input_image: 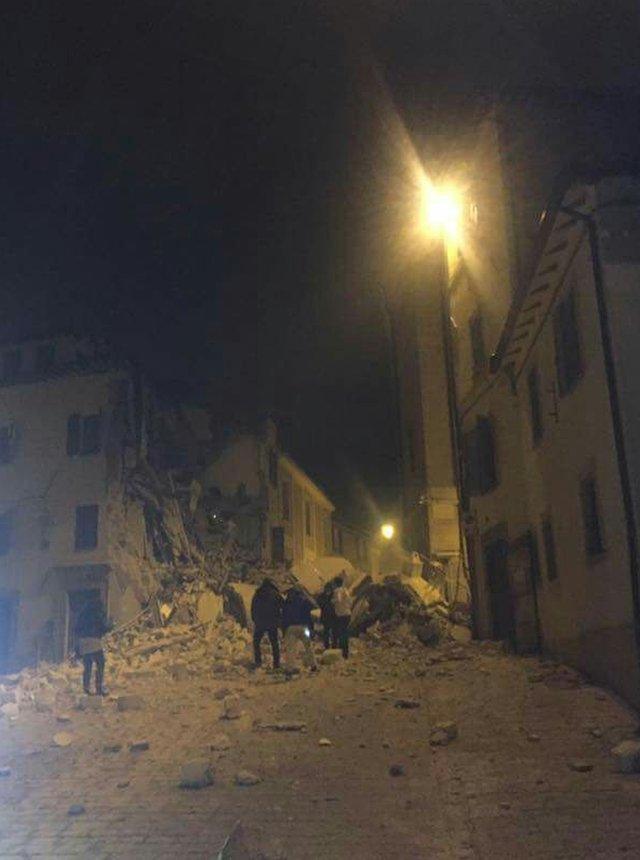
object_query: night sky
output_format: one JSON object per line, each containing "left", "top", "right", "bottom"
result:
{"left": 2, "top": 1, "right": 640, "bottom": 527}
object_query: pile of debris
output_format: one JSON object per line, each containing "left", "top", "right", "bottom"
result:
{"left": 351, "top": 575, "right": 470, "bottom": 648}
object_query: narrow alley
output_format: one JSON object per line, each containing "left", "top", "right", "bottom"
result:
{"left": 1, "top": 625, "right": 640, "bottom": 859}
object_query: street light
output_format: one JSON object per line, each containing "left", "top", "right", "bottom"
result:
{"left": 421, "top": 181, "right": 462, "bottom": 242}
{"left": 381, "top": 523, "right": 395, "bottom": 541}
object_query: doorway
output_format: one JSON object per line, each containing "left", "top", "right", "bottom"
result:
{"left": 66, "top": 588, "right": 102, "bottom": 655}
{"left": 482, "top": 528, "right": 514, "bottom": 643}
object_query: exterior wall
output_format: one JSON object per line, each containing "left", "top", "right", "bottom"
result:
{"left": 331, "top": 522, "right": 381, "bottom": 577}
{"left": 457, "top": 177, "right": 640, "bottom": 707}
{"left": 203, "top": 428, "right": 334, "bottom": 569}
{"left": 0, "top": 342, "right": 149, "bottom": 669}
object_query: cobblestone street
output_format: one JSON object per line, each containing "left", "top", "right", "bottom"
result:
{"left": 2, "top": 635, "right": 640, "bottom": 859}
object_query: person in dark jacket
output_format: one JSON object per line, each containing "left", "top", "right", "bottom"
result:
{"left": 318, "top": 580, "right": 338, "bottom": 650}
{"left": 250, "top": 578, "right": 283, "bottom": 669}
{"left": 282, "top": 587, "right": 318, "bottom": 672}
{"left": 74, "top": 593, "right": 110, "bottom": 695}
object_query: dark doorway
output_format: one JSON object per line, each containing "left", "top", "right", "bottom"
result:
{"left": 67, "top": 588, "right": 101, "bottom": 654}
{"left": 271, "top": 527, "right": 285, "bottom": 565}
{"left": 482, "top": 530, "right": 514, "bottom": 643}
{"left": 0, "top": 597, "right": 16, "bottom": 669}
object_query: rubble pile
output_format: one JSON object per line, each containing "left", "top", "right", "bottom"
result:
{"left": 350, "top": 575, "right": 467, "bottom": 648}
{"left": 0, "top": 613, "right": 254, "bottom": 720}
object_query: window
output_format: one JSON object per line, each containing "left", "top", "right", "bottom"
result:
{"left": 580, "top": 476, "right": 605, "bottom": 557}
{"left": 542, "top": 516, "right": 558, "bottom": 581}
{"left": 469, "top": 310, "right": 486, "bottom": 376}
{"left": 554, "top": 287, "right": 583, "bottom": 395}
{"left": 527, "top": 366, "right": 544, "bottom": 445}
{"left": 67, "top": 414, "right": 102, "bottom": 456}
{"left": 0, "top": 511, "right": 12, "bottom": 555}
{"left": 268, "top": 449, "right": 278, "bottom": 486}
{"left": 305, "top": 501, "right": 312, "bottom": 537}
{"left": 35, "top": 343, "right": 55, "bottom": 374}
{"left": 406, "top": 422, "right": 416, "bottom": 473}
{"left": 2, "top": 349, "right": 21, "bottom": 381}
{"left": 464, "top": 415, "right": 497, "bottom": 496}
{"left": 75, "top": 505, "right": 99, "bottom": 551}
{"left": 281, "top": 481, "right": 291, "bottom": 521}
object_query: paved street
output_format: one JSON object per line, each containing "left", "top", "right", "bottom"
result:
{"left": 1, "top": 632, "right": 640, "bottom": 859}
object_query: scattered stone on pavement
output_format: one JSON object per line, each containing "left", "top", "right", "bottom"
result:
{"left": 319, "top": 649, "right": 343, "bottom": 666}
{"left": 257, "top": 721, "right": 307, "bottom": 732}
{"left": 394, "top": 698, "right": 420, "bottom": 709}
{"left": 569, "top": 760, "right": 594, "bottom": 772}
{"left": 430, "top": 721, "right": 458, "bottom": 746}
{"left": 221, "top": 694, "right": 242, "bottom": 720}
{"left": 235, "top": 770, "right": 261, "bottom": 786}
{"left": 67, "top": 804, "right": 86, "bottom": 816}
{"left": 318, "top": 737, "right": 333, "bottom": 746}
{"left": 52, "top": 732, "right": 73, "bottom": 747}
{"left": 180, "top": 760, "right": 214, "bottom": 789}
{"left": 209, "top": 732, "right": 232, "bottom": 751}
{"left": 389, "top": 764, "right": 405, "bottom": 776}
{"left": 129, "top": 740, "right": 150, "bottom": 752}
{"left": 611, "top": 740, "right": 640, "bottom": 774}
{"left": 0, "top": 767, "right": 11, "bottom": 778}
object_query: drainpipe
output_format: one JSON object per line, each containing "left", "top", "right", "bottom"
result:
{"left": 561, "top": 204, "right": 640, "bottom": 676}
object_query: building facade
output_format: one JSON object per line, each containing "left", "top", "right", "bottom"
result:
{"left": 0, "top": 337, "right": 155, "bottom": 670}
{"left": 456, "top": 175, "right": 640, "bottom": 707}
{"left": 331, "top": 520, "right": 381, "bottom": 577}
{"left": 203, "top": 420, "right": 334, "bottom": 568}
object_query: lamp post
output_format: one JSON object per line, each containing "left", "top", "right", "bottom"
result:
{"left": 420, "top": 182, "right": 469, "bottom": 600}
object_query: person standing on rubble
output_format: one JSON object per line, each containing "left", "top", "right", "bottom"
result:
{"left": 332, "top": 575, "right": 353, "bottom": 659}
{"left": 282, "top": 586, "right": 318, "bottom": 673}
{"left": 318, "top": 579, "right": 338, "bottom": 650}
{"left": 75, "top": 593, "right": 110, "bottom": 696}
{"left": 251, "top": 578, "right": 283, "bottom": 670}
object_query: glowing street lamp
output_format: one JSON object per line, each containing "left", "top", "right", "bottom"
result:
{"left": 421, "top": 182, "right": 463, "bottom": 243}
{"left": 380, "top": 522, "right": 395, "bottom": 541}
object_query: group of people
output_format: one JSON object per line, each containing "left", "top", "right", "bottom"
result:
{"left": 251, "top": 575, "right": 352, "bottom": 673}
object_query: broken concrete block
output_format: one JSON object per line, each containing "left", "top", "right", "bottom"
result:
{"left": 209, "top": 733, "right": 232, "bottom": 751}
{"left": 394, "top": 698, "right": 420, "bottom": 709}
{"left": 221, "top": 695, "right": 242, "bottom": 720}
{"left": 258, "top": 721, "right": 307, "bottom": 732}
{"left": 569, "top": 760, "right": 593, "bottom": 773}
{"left": 180, "top": 760, "right": 214, "bottom": 789}
{"left": 53, "top": 732, "right": 74, "bottom": 748}
{"left": 611, "top": 740, "right": 640, "bottom": 774}
{"left": 319, "top": 649, "right": 343, "bottom": 666}
{"left": 116, "top": 695, "right": 145, "bottom": 712}
{"left": 0, "top": 702, "right": 19, "bottom": 719}
{"left": 235, "top": 769, "right": 261, "bottom": 786}
{"left": 318, "top": 738, "right": 333, "bottom": 747}
{"left": 129, "top": 740, "right": 150, "bottom": 752}
{"left": 103, "top": 743, "right": 123, "bottom": 754}
{"left": 67, "top": 804, "right": 86, "bottom": 816}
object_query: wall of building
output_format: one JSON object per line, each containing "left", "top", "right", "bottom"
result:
{"left": 0, "top": 361, "right": 149, "bottom": 668}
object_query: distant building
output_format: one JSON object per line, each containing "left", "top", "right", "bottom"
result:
{"left": 203, "top": 420, "right": 334, "bottom": 568}
{"left": 0, "top": 336, "right": 155, "bottom": 670}
{"left": 331, "top": 521, "right": 380, "bottom": 577}
{"left": 456, "top": 174, "right": 640, "bottom": 707}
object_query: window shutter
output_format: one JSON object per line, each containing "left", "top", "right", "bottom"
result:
{"left": 477, "top": 416, "right": 497, "bottom": 494}
{"left": 67, "top": 414, "right": 81, "bottom": 456}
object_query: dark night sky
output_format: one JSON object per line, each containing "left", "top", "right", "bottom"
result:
{"left": 2, "top": 1, "right": 640, "bottom": 527}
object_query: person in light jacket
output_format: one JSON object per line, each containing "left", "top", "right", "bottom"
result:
{"left": 331, "top": 575, "right": 353, "bottom": 659}
{"left": 282, "top": 586, "right": 318, "bottom": 672}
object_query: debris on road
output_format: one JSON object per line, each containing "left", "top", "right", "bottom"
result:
{"left": 611, "top": 740, "right": 640, "bottom": 773}
{"left": 235, "top": 770, "right": 261, "bottom": 786}
{"left": 52, "top": 732, "right": 73, "bottom": 747}
{"left": 389, "top": 764, "right": 405, "bottom": 776}
{"left": 180, "top": 760, "right": 214, "bottom": 789}
{"left": 569, "top": 760, "right": 594, "bottom": 773}
{"left": 67, "top": 804, "right": 86, "bottom": 816}
{"left": 430, "top": 722, "right": 458, "bottom": 746}
{"left": 257, "top": 721, "right": 307, "bottom": 732}
{"left": 129, "top": 740, "right": 150, "bottom": 752}
{"left": 318, "top": 738, "right": 333, "bottom": 746}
